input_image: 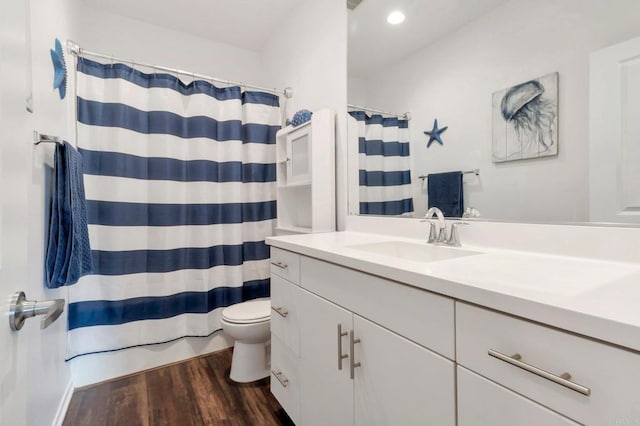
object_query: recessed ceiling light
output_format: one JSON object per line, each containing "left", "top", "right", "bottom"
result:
{"left": 387, "top": 11, "right": 405, "bottom": 25}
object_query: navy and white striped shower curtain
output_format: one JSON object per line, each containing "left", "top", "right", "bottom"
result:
{"left": 349, "top": 111, "right": 414, "bottom": 215}
{"left": 66, "top": 58, "right": 280, "bottom": 359}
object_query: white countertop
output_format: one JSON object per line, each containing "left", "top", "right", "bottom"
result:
{"left": 267, "top": 231, "right": 640, "bottom": 353}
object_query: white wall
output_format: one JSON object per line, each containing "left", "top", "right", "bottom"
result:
{"left": 356, "top": 0, "right": 640, "bottom": 221}
{"left": 74, "top": 3, "right": 266, "bottom": 86}
{"left": 27, "top": 0, "right": 78, "bottom": 417}
{"left": 262, "top": 0, "right": 348, "bottom": 229}
{"left": 347, "top": 76, "right": 368, "bottom": 106}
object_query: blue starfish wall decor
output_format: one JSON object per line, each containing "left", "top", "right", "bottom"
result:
{"left": 50, "top": 38, "right": 67, "bottom": 99}
{"left": 424, "top": 119, "right": 448, "bottom": 148}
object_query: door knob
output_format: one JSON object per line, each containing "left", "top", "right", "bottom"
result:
{"left": 9, "top": 291, "right": 65, "bottom": 331}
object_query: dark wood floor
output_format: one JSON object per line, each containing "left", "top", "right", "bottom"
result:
{"left": 63, "top": 348, "right": 294, "bottom": 426}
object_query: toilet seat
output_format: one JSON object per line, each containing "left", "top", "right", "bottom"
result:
{"left": 222, "top": 300, "right": 270, "bottom": 324}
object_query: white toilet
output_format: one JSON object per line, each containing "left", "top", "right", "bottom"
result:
{"left": 220, "top": 299, "right": 271, "bottom": 383}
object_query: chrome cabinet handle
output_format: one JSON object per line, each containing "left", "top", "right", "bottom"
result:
{"left": 271, "top": 369, "right": 289, "bottom": 388}
{"left": 271, "top": 306, "right": 288, "bottom": 318}
{"left": 270, "top": 261, "right": 288, "bottom": 270}
{"left": 488, "top": 349, "right": 591, "bottom": 396}
{"left": 337, "top": 324, "right": 348, "bottom": 370}
{"left": 349, "top": 330, "right": 361, "bottom": 380}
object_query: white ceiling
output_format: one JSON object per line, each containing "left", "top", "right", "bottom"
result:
{"left": 81, "top": 0, "right": 509, "bottom": 77}
{"left": 82, "top": 0, "right": 300, "bottom": 52}
{"left": 349, "top": 0, "right": 510, "bottom": 79}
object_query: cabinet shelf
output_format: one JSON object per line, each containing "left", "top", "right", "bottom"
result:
{"left": 278, "top": 181, "right": 311, "bottom": 189}
{"left": 276, "top": 225, "right": 313, "bottom": 234}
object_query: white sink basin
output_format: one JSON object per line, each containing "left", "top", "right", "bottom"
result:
{"left": 347, "top": 241, "right": 481, "bottom": 263}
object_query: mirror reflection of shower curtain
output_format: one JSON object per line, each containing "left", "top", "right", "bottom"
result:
{"left": 349, "top": 111, "right": 413, "bottom": 215}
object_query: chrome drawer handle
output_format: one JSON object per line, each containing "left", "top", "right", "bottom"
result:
{"left": 349, "top": 330, "right": 361, "bottom": 380}
{"left": 271, "top": 369, "right": 289, "bottom": 388}
{"left": 488, "top": 349, "right": 591, "bottom": 396}
{"left": 271, "top": 306, "right": 288, "bottom": 318}
{"left": 270, "top": 261, "right": 288, "bottom": 270}
{"left": 337, "top": 324, "right": 348, "bottom": 370}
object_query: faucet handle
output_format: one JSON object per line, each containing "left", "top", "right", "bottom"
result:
{"left": 447, "top": 221, "right": 469, "bottom": 247}
{"left": 427, "top": 221, "right": 438, "bottom": 243}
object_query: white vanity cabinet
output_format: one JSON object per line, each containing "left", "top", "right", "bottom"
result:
{"left": 270, "top": 249, "right": 303, "bottom": 425}
{"left": 269, "top": 243, "right": 640, "bottom": 425}
{"left": 270, "top": 248, "right": 456, "bottom": 425}
{"left": 456, "top": 302, "right": 640, "bottom": 425}
{"left": 298, "top": 288, "right": 455, "bottom": 426}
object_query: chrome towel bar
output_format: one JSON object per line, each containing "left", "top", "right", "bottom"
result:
{"left": 418, "top": 169, "right": 479, "bottom": 181}
{"left": 33, "top": 130, "right": 63, "bottom": 145}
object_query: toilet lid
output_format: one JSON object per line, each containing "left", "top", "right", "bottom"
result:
{"left": 222, "top": 300, "right": 270, "bottom": 324}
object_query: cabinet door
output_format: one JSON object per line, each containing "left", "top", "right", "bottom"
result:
{"left": 270, "top": 275, "right": 301, "bottom": 356}
{"left": 353, "top": 315, "right": 456, "bottom": 426}
{"left": 271, "top": 336, "right": 301, "bottom": 425}
{"left": 299, "top": 289, "right": 353, "bottom": 426}
{"left": 457, "top": 366, "right": 579, "bottom": 426}
{"left": 286, "top": 128, "right": 311, "bottom": 185}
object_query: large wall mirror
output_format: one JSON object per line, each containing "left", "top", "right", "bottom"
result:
{"left": 347, "top": 0, "right": 640, "bottom": 224}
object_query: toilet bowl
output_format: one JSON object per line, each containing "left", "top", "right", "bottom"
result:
{"left": 220, "top": 299, "right": 271, "bottom": 383}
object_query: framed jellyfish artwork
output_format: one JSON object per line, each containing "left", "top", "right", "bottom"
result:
{"left": 492, "top": 72, "right": 559, "bottom": 162}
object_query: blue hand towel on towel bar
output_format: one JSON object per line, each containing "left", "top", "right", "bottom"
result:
{"left": 427, "top": 171, "right": 464, "bottom": 218}
{"left": 45, "top": 141, "right": 93, "bottom": 288}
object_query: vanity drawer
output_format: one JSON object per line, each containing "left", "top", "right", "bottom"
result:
{"left": 301, "top": 256, "right": 455, "bottom": 359}
{"left": 456, "top": 302, "right": 640, "bottom": 425}
{"left": 271, "top": 335, "right": 300, "bottom": 425}
{"left": 457, "top": 366, "right": 578, "bottom": 426}
{"left": 270, "top": 247, "right": 300, "bottom": 285}
{"left": 270, "top": 275, "right": 301, "bottom": 356}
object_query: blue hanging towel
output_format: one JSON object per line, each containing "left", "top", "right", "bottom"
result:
{"left": 427, "top": 171, "right": 464, "bottom": 218}
{"left": 45, "top": 141, "right": 93, "bottom": 288}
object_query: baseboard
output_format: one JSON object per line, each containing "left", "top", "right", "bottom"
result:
{"left": 52, "top": 380, "right": 74, "bottom": 426}
{"left": 70, "top": 333, "right": 233, "bottom": 388}
{"left": 74, "top": 347, "right": 233, "bottom": 391}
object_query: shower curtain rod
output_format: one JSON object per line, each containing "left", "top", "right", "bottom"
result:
{"left": 66, "top": 40, "right": 294, "bottom": 99}
{"left": 347, "top": 103, "right": 411, "bottom": 120}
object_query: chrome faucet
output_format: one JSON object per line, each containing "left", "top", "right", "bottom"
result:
{"left": 424, "top": 207, "right": 468, "bottom": 246}
{"left": 424, "top": 207, "right": 446, "bottom": 243}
